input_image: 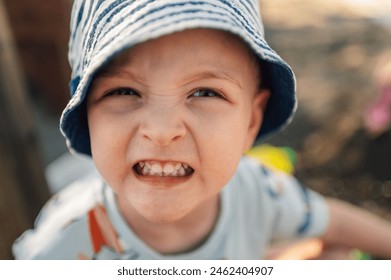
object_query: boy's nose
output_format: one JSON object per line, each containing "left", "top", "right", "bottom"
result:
{"left": 139, "top": 107, "right": 187, "bottom": 147}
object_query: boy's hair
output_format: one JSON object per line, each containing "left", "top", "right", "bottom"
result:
{"left": 60, "top": 0, "right": 297, "bottom": 156}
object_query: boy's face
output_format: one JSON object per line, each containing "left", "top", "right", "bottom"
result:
{"left": 87, "top": 29, "right": 269, "bottom": 223}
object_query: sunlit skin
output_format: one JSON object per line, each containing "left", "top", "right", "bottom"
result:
{"left": 87, "top": 29, "right": 270, "bottom": 253}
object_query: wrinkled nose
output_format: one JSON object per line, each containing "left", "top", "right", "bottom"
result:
{"left": 139, "top": 106, "right": 186, "bottom": 147}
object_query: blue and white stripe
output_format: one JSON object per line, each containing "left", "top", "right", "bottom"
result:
{"left": 61, "top": 0, "right": 297, "bottom": 155}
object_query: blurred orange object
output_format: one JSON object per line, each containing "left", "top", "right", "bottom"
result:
{"left": 266, "top": 238, "right": 356, "bottom": 260}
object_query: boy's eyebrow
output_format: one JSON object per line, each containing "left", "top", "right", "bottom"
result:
{"left": 94, "top": 67, "right": 145, "bottom": 83}
{"left": 180, "top": 71, "right": 242, "bottom": 89}
{"left": 95, "top": 67, "right": 242, "bottom": 89}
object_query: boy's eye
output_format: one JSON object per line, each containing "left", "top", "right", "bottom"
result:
{"left": 191, "top": 89, "right": 221, "bottom": 98}
{"left": 105, "top": 87, "right": 140, "bottom": 97}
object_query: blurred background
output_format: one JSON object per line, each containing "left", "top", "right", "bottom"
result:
{"left": 0, "top": 0, "right": 390, "bottom": 259}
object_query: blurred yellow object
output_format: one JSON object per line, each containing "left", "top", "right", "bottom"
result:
{"left": 245, "top": 144, "right": 297, "bottom": 174}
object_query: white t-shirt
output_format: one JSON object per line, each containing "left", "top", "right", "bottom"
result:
{"left": 13, "top": 157, "right": 329, "bottom": 259}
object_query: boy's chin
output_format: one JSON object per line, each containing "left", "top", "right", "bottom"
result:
{"left": 131, "top": 200, "right": 196, "bottom": 224}
{"left": 141, "top": 211, "right": 188, "bottom": 224}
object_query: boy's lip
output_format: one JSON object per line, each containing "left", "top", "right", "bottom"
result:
{"left": 133, "top": 173, "right": 193, "bottom": 186}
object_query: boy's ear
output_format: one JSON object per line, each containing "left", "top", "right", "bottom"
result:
{"left": 244, "top": 89, "right": 271, "bottom": 151}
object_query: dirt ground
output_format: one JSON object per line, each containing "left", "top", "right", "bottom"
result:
{"left": 261, "top": 0, "right": 391, "bottom": 222}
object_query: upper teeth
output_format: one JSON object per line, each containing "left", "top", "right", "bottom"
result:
{"left": 138, "top": 161, "right": 191, "bottom": 177}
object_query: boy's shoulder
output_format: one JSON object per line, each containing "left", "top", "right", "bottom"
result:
{"left": 236, "top": 156, "right": 296, "bottom": 193}
{"left": 236, "top": 156, "right": 328, "bottom": 237}
{"left": 231, "top": 156, "right": 300, "bottom": 220}
{"left": 12, "top": 174, "right": 106, "bottom": 259}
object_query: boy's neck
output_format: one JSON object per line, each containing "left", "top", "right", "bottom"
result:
{"left": 117, "top": 194, "right": 221, "bottom": 255}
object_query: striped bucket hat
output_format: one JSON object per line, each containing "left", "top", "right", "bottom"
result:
{"left": 60, "top": 0, "right": 297, "bottom": 156}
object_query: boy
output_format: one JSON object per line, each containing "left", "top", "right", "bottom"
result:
{"left": 13, "top": 0, "right": 391, "bottom": 259}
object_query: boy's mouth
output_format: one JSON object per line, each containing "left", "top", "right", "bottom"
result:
{"left": 133, "top": 161, "right": 194, "bottom": 177}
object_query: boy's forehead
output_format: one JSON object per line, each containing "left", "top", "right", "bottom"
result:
{"left": 99, "top": 28, "right": 259, "bottom": 77}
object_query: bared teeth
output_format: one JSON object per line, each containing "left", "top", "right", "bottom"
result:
{"left": 178, "top": 168, "right": 185, "bottom": 176}
{"left": 151, "top": 164, "right": 162, "bottom": 175}
{"left": 136, "top": 161, "right": 193, "bottom": 177}
{"left": 175, "top": 163, "right": 182, "bottom": 171}
{"left": 163, "top": 164, "right": 175, "bottom": 174}
{"left": 141, "top": 165, "right": 149, "bottom": 175}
